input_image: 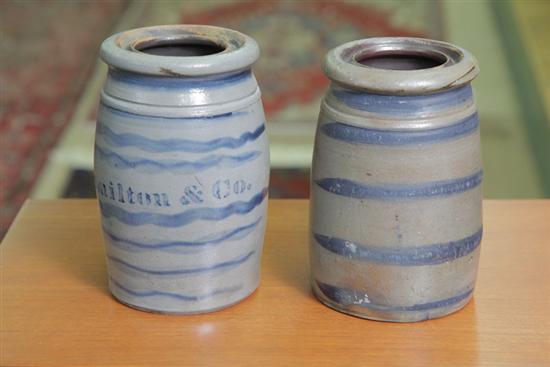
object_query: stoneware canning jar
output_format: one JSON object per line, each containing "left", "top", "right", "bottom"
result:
{"left": 310, "top": 37, "right": 482, "bottom": 322}
{"left": 94, "top": 25, "right": 269, "bottom": 314}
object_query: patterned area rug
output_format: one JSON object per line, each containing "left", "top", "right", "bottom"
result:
{"left": 0, "top": 1, "right": 128, "bottom": 237}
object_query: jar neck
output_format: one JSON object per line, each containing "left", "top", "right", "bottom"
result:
{"left": 327, "top": 83, "right": 473, "bottom": 116}
{"left": 103, "top": 68, "right": 259, "bottom": 108}
{"left": 322, "top": 83, "right": 477, "bottom": 131}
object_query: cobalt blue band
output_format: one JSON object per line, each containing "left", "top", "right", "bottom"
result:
{"left": 321, "top": 112, "right": 478, "bottom": 146}
{"left": 316, "top": 281, "right": 473, "bottom": 312}
{"left": 104, "top": 217, "right": 261, "bottom": 250}
{"left": 314, "top": 228, "right": 482, "bottom": 266}
{"left": 98, "top": 121, "right": 265, "bottom": 153}
{"left": 95, "top": 145, "right": 261, "bottom": 174}
{"left": 108, "top": 250, "right": 255, "bottom": 276}
{"left": 315, "top": 170, "right": 482, "bottom": 200}
{"left": 101, "top": 102, "right": 247, "bottom": 121}
{"left": 99, "top": 187, "right": 267, "bottom": 227}
{"left": 110, "top": 276, "right": 241, "bottom": 301}
{"left": 332, "top": 84, "right": 473, "bottom": 115}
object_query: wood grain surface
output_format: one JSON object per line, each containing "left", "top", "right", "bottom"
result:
{"left": 1, "top": 199, "right": 549, "bottom": 366}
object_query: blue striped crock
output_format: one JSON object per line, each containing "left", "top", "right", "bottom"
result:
{"left": 95, "top": 25, "right": 269, "bottom": 314}
{"left": 310, "top": 37, "right": 481, "bottom": 322}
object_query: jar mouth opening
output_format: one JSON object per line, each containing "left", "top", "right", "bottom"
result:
{"left": 134, "top": 37, "right": 226, "bottom": 57}
{"left": 355, "top": 49, "right": 448, "bottom": 71}
{"left": 100, "top": 25, "right": 259, "bottom": 77}
{"left": 325, "top": 37, "right": 479, "bottom": 94}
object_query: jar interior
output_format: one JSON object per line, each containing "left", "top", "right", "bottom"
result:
{"left": 357, "top": 51, "right": 447, "bottom": 70}
{"left": 136, "top": 38, "right": 226, "bottom": 57}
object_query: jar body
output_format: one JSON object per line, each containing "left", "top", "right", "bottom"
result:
{"left": 95, "top": 67, "right": 269, "bottom": 313}
{"left": 310, "top": 84, "right": 482, "bottom": 322}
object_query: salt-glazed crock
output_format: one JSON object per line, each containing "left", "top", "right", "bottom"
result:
{"left": 310, "top": 37, "right": 482, "bottom": 322}
{"left": 94, "top": 25, "right": 269, "bottom": 314}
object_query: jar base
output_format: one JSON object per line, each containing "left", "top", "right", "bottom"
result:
{"left": 109, "top": 285, "right": 258, "bottom": 315}
{"left": 312, "top": 285, "right": 473, "bottom": 323}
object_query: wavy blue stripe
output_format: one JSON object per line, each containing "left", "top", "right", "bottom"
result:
{"left": 316, "top": 281, "right": 473, "bottom": 312}
{"left": 95, "top": 145, "right": 260, "bottom": 174}
{"left": 314, "top": 228, "right": 482, "bottom": 266}
{"left": 109, "top": 69, "right": 252, "bottom": 89}
{"left": 99, "top": 187, "right": 267, "bottom": 227}
{"left": 101, "top": 102, "right": 247, "bottom": 121}
{"left": 315, "top": 170, "right": 482, "bottom": 200}
{"left": 108, "top": 250, "right": 255, "bottom": 276}
{"left": 104, "top": 217, "right": 262, "bottom": 250}
{"left": 110, "top": 276, "right": 242, "bottom": 301}
{"left": 332, "top": 84, "right": 473, "bottom": 114}
{"left": 98, "top": 122, "right": 265, "bottom": 153}
{"left": 321, "top": 113, "right": 478, "bottom": 145}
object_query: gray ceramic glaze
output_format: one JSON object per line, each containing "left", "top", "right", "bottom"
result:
{"left": 95, "top": 25, "right": 269, "bottom": 314}
{"left": 310, "top": 37, "right": 481, "bottom": 322}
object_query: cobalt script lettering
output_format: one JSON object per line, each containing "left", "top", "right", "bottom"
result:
{"left": 97, "top": 178, "right": 253, "bottom": 208}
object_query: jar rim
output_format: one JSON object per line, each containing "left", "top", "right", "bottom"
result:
{"left": 324, "top": 37, "right": 479, "bottom": 95}
{"left": 100, "top": 25, "right": 259, "bottom": 77}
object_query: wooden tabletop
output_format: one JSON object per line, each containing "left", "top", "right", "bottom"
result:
{"left": 1, "top": 199, "right": 549, "bottom": 366}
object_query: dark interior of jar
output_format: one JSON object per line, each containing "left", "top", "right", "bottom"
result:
{"left": 357, "top": 50, "right": 447, "bottom": 70}
{"left": 136, "top": 38, "right": 225, "bottom": 57}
